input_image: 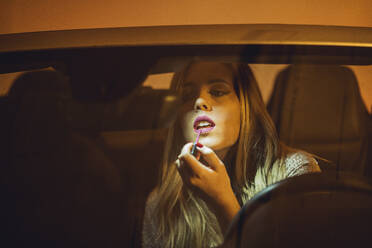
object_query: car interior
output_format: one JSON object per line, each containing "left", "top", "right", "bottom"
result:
{"left": 0, "top": 35, "right": 371, "bottom": 247}
{"left": 268, "top": 64, "right": 370, "bottom": 174}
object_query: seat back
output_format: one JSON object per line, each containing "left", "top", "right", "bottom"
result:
{"left": 2, "top": 70, "right": 128, "bottom": 248}
{"left": 1, "top": 70, "right": 173, "bottom": 247}
{"left": 267, "top": 65, "right": 369, "bottom": 174}
{"left": 223, "top": 172, "right": 372, "bottom": 248}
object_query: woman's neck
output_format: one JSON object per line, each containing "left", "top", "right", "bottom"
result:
{"left": 216, "top": 148, "right": 230, "bottom": 161}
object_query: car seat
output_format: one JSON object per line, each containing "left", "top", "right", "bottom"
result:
{"left": 2, "top": 70, "right": 126, "bottom": 248}
{"left": 267, "top": 65, "right": 369, "bottom": 174}
{"left": 222, "top": 172, "right": 372, "bottom": 248}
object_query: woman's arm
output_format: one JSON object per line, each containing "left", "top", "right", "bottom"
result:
{"left": 209, "top": 189, "right": 241, "bottom": 234}
{"left": 176, "top": 143, "right": 241, "bottom": 233}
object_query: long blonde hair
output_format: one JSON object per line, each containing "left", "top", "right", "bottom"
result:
{"left": 151, "top": 62, "right": 288, "bottom": 248}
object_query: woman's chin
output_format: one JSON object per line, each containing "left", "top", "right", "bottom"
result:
{"left": 199, "top": 138, "right": 223, "bottom": 150}
{"left": 185, "top": 135, "right": 226, "bottom": 151}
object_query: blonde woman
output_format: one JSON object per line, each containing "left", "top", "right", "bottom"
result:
{"left": 142, "top": 61, "right": 320, "bottom": 248}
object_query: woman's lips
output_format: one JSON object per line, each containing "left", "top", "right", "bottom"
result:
{"left": 193, "top": 115, "right": 216, "bottom": 133}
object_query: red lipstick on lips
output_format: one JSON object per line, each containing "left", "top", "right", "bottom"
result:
{"left": 190, "top": 115, "right": 216, "bottom": 155}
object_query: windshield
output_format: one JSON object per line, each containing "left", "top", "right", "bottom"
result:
{"left": 1, "top": 43, "right": 371, "bottom": 248}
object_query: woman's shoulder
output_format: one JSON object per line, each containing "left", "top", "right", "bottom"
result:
{"left": 284, "top": 150, "right": 321, "bottom": 177}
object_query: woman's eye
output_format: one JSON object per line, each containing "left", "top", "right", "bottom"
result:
{"left": 209, "top": 90, "right": 228, "bottom": 97}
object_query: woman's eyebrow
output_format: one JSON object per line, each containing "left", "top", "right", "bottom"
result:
{"left": 208, "top": 79, "right": 230, "bottom": 85}
{"left": 181, "top": 79, "right": 230, "bottom": 88}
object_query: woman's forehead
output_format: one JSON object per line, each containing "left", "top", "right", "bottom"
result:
{"left": 183, "top": 62, "right": 234, "bottom": 85}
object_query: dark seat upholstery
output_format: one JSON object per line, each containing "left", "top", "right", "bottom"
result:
{"left": 1, "top": 70, "right": 170, "bottom": 247}
{"left": 267, "top": 65, "right": 369, "bottom": 174}
{"left": 2, "top": 70, "right": 126, "bottom": 248}
{"left": 222, "top": 172, "right": 372, "bottom": 248}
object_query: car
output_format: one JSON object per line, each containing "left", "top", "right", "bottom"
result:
{"left": 0, "top": 24, "right": 371, "bottom": 248}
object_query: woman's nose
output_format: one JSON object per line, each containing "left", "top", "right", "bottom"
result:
{"left": 194, "top": 97, "right": 212, "bottom": 111}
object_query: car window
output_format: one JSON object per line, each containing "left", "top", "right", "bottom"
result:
{"left": 0, "top": 46, "right": 371, "bottom": 248}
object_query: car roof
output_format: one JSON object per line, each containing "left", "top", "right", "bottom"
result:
{"left": 1, "top": 24, "right": 372, "bottom": 53}
{"left": 1, "top": 24, "right": 372, "bottom": 75}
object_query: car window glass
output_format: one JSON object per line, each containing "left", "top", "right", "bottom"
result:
{"left": 1, "top": 54, "right": 371, "bottom": 248}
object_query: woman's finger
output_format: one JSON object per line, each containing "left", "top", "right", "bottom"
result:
{"left": 175, "top": 159, "right": 181, "bottom": 170}
{"left": 195, "top": 150, "right": 201, "bottom": 161}
{"left": 196, "top": 146, "right": 225, "bottom": 172}
{"left": 176, "top": 158, "right": 193, "bottom": 184}
{"left": 180, "top": 142, "right": 201, "bottom": 160}
{"left": 180, "top": 143, "right": 194, "bottom": 156}
{"left": 180, "top": 152, "right": 213, "bottom": 177}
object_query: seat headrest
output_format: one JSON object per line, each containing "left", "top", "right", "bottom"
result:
{"left": 270, "top": 65, "right": 368, "bottom": 143}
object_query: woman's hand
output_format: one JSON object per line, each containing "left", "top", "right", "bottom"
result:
{"left": 175, "top": 143, "right": 241, "bottom": 233}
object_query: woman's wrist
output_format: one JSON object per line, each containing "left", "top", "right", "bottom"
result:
{"left": 210, "top": 191, "right": 241, "bottom": 234}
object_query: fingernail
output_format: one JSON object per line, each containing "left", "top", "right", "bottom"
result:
{"left": 196, "top": 142, "right": 203, "bottom": 148}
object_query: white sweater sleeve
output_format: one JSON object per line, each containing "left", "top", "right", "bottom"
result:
{"left": 285, "top": 152, "right": 321, "bottom": 177}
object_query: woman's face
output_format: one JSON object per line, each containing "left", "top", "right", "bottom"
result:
{"left": 178, "top": 62, "right": 241, "bottom": 157}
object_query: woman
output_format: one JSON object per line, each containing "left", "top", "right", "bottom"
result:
{"left": 142, "top": 61, "right": 320, "bottom": 248}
